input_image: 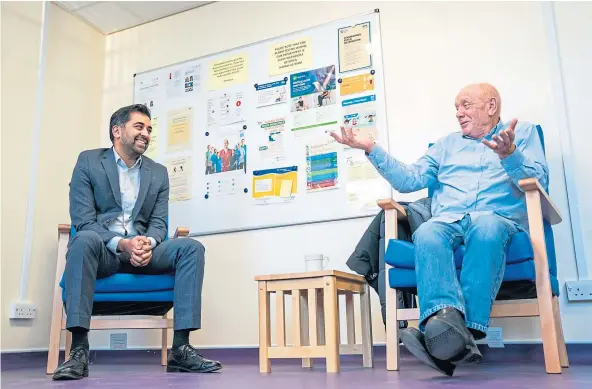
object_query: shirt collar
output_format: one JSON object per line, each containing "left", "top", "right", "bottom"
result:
{"left": 462, "top": 119, "right": 503, "bottom": 141}
{"left": 113, "top": 147, "right": 142, "bottom": 169}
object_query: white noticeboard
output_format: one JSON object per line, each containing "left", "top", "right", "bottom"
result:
{"left": 133, "top": 10, "right": 393, "bottom": 236}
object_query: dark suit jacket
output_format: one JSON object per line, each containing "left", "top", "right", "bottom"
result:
{"left": 68, "top": 147, "right": 169, "bottom": 246}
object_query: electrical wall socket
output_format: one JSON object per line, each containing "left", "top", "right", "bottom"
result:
{"left": 565, "top": 280, "right": 592, "bottom": 301}
{"left": 9, "top": 302, "right": 36, "bottom": 319}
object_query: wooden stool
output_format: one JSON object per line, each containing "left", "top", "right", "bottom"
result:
{"left": 255, "top": 270, "right": 373, "bottom": 373}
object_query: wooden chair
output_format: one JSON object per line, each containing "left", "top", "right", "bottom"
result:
{"left": 378, "top": 125, "right": 569, "bottom": 374}
{"left": 46, "top": 223, "right": 189, "bottom": 374}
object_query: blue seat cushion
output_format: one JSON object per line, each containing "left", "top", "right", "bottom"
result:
{"left": 388, "top": 262, "right": 560, "bottom": 296}
{"left": 62, "top": 289, "right": 174, "bottom": 303}
{"left": 385, "top": 231, "right": 534, "bottom": 270}
{"left": 59, "top": 273, "right": 175, "bottom": 302}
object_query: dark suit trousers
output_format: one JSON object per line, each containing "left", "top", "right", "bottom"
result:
{"left": 63, "top": 230, "right": 205, "bottom": 331}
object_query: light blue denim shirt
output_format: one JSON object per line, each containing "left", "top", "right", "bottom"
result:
{"left": 106, "top": 148, "right": 157, "bottom": 254}
{"left": 366, "top": 120, "right": 548, "bottom": 230}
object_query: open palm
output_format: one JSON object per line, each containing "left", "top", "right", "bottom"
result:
{"left": 330, "top": 126, "right": 375, "bottom": 154}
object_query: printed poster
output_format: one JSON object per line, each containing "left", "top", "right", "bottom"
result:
{"left": 341, "top": 95, "right": 378, "bottom": 148}
{"left": 305, "top": 138, "right": 339, "bottom": 192}
{"left": 345, "top": 153, "right": 382, "bottom": 211}
{"left": 167, "top": 107, "right": 192, "bottom": 152}
{"left": 340, "top": 73, "right": 374, "bottom": 96}
{"left": 207, "top": 89, "right": 246, "bottom": 127}
{"left": 166, "top": 157, "right": 191, "bottom": 202}
{"left": 338, "top": 22, "right": 372, "bottom": 73}
{"left": 166, "top": 68, "right": 183, "bottom": 99}
{"left": 145, "top": 116, "right": 159, "bottom": 158}
{"left": 204, "top": 128, "right": 247, "bottom": 176}
{"left": 252, "top": 166, "right": 298, "bottom": 205}
{"left": 255, "top": 79, "right": 288, "bottom": 108}
{"left": 184, "top": 63, "right": 201, "bottom": 94}
{"left": 290, "top": 65, "right": 339, "bottom": 132}
{"left": 268, "top": 37, "right": 312, "bottom": 76}
{"left": 208, "top": 54, "right": 248, "bottom": 91}
{"left": 257, "top": 117, "right": 286, "bottom": 165}
{"left": 135, "top": 75, "right": 160, "bottom": 111}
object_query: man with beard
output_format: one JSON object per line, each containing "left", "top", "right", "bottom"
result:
{"left": 53, "top": 104, "right": 221, "bottom": 380}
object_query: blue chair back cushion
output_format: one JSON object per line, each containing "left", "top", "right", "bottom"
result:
{"left": 60, "top": 220, "right": 174, "bottom": 303}
{"left": 388, "top": 125, "right": 559, "bottom": 296}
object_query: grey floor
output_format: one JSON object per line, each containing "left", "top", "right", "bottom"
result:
{"left": 2, "top": 345, "right": 591, "bottom": 389}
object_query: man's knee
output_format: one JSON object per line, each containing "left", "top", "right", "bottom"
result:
{"left": 412, "top": 221, "right": 449, "bottom": 247}
{"left": 177, "top": 239, "right": 205, "bottom": 263}
{"left": 69, "top": 230, "right": 103, "bottom": 252}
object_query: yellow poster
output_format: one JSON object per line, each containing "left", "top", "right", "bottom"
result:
{"left": 208, "top": 54, "right": 248, "bottom": 90}
{"left": 145, "top": 116, "right": 159, "bottom": 158}
{"left": 167, "top": 107, "right": 192, "bottom": 152}
{"left": 252, "top": 166, "right": 298, "bottom": 201}
{"left": 166, "top": 157, "right": 192, "bottom": 202}
{"left": 268, "top": 37, "right": 312, "bottom": 76}
{"left": 340, "top": 73, "right": 374, "bottom": 96}
{"left": 338, "top": 22, "right": 372, "bottom": 72}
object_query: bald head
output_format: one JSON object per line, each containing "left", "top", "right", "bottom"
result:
{"left": 455, "top": 83, "right": 502, "bottom": 138}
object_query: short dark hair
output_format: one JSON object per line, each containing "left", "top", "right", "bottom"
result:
{"left": 109, "top": 104, "right": 151, "bottom": 142}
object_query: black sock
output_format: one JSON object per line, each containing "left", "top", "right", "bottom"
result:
{"left": 173, "top": 330, "right": 190, "bottom": 350}
{"left": 70, "top": 327, "right": 89, "bottom": 351}
{"left": 469, "top": 328, "right": 486, "bottom": 341}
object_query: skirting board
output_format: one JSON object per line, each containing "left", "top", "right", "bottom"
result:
{"left": 2, "top": 344, "right": 592, "bottom": 369}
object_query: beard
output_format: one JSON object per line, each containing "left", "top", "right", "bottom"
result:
{"left": 122, "top": 134, "right": 149, "bottom": 156}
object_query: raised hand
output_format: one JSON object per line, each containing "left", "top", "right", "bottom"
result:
{"left": 330, "top": 126, "right": 375, "bottom": 154}
{"left": 483, "top": 118, "right": 517, "bottom": 159}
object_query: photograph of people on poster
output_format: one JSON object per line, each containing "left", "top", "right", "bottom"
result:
{"left": 205, "top": 130, "right": 247, "bottom": 175}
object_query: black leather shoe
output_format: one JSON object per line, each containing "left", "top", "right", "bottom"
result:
{"left": 424, "top": 308, "right": 482, "bottom": 363}
{"left": 52, "top": 346, "right": 89, "bottom": 380}
{"left": 167, "top": 345, "right": 222, "bottom": 373}
{"left": 400, "top": 327, "right": 456, "bottom": 376}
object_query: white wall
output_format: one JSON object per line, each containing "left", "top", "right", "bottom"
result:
{"left": 552, "top": 1, "right": 592, "bottom": 274}
{"left": 96, "top": 1, "right": 591, "bottom": 350}
{"left": 1, "top": 1, "right": 105, "bottom": 351}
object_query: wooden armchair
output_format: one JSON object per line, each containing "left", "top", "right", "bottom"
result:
{"left": 46, "top": 223, "right": 189, "bottom": 374}
{"left": 378, "top": 125, "right": 569, "bottom": 374}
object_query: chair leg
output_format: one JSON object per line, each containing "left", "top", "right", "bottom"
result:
{"left": 65, "top": 331, "right": 72, "bottom": 357}
{"left": 161, "top": 314, "right": 169, "bottom": 366}
{"left": 537, "top": 294, "right": 562, "bottom": 373}
{"left": 386, "top": 287, "right": 400, "bottom": 371}
{"left": 525, "top": 190, "right": 562, "bottom": 374}
{"left": 46, "top": 308, "right": 64, "bottom": 374}
{"left": 552, "top": 297, "right": 569, "bottom": 368}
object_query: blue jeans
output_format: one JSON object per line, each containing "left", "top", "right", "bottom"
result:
{"left": 412, "top": 213, "right": 520, "bottom": 334}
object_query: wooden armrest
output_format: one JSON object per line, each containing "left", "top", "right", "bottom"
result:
{"left": 518, "top": 178, "right": 562, "bottom": 225}
{"left": 173, "top": 227, "right": 190, "bottom": 238}
{"left": 377, "top": 198, "right": 407, "bottom": 220}
{"left": 58, "top": 224, "right": 71, "bottom": 234}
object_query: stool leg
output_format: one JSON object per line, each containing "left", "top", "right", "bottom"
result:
{"left": 345, "top": 291, "right": 356, "bottom": 345}
{"left": 317, "top": 289, "right": 325, "bottom": 345}
{"left": 300, "top": 290, "right": 313, "bottom": 368}
{"left": 258, "top": 281, "right": 271, "bottom": 373}
{"left": 323, "top": 276, "right": 340, "bottom": 373}
{"left": 360, "top": 284, "right": 374, "bottom": 368}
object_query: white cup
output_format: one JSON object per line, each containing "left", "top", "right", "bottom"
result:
{"left": 305, "top": 254, "right": 329, "bottom": 272}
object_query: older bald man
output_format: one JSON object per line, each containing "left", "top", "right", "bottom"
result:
{"left": 331, "top": 84, "right": 548, "bottom": 376}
